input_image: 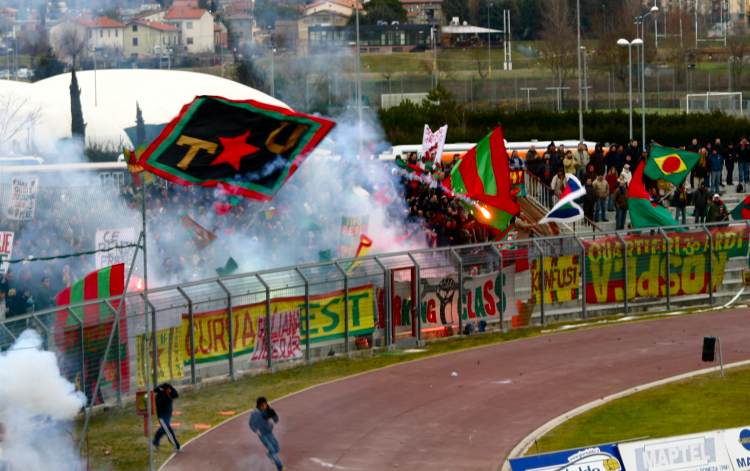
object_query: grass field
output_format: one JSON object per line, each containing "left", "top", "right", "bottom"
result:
{"left": 528, "top": 365, "right": 750, "bottom": 456}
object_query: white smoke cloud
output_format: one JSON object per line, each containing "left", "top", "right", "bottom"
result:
{"left": 0, "top": 329, "right": 85, "bottom": 471}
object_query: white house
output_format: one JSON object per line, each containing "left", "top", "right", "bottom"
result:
{"left": 77, "top": 17, "right": 126, "bottom": 51}
{"left": 163, "top": 6, "right": 214, "bottom": 53}
{"left": 123, "top": 19, "right": 180, "bottom": 58}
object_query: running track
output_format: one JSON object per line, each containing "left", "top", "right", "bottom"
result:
{"left": 163, "top": 309, "right": 750, "bottom": 471}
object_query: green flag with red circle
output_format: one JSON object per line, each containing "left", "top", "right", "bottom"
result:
{"left": 644, "top": 143, "right": 700, "bottom": 186}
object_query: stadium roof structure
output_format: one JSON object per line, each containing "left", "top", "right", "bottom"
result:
{"left": 0, "top": 69, "right": 288, "bottom": 156}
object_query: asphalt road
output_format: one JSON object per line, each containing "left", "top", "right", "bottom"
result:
{"left": 162, "top": 309, "right": 750, "bottom": 471}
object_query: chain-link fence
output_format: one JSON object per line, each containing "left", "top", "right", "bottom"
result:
{"left": 2, "top": 220, "right": 748, "bottom": 412}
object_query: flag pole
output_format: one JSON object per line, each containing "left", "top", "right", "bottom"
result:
{"left": 140, "top": 182, "right": 154, "bottom": 471}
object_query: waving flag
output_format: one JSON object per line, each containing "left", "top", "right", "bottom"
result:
{"left": 138, "top": 96, "right": 335, "bottom": 201}
{"left": 421, "top": 124, "right": 448, "bottom": 163}
{"left": 539, "top": 175, "right": 586, "bottom": 224}
{"left": 448, "top": 127, "right": 520, "bottom": 232}
{"left": 645, "top": 143, "right": 700, "bottom": 186}
{"left": 628, "top": 161, "right": 679, "bottom": 228}
{"left": 731, "top": 194, "right": 750, "bottom": 220}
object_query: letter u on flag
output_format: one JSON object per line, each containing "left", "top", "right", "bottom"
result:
{"left": 138, "top": 96, "right": 335, "bottom": 201}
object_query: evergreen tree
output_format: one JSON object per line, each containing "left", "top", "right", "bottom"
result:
{"left": 32, "top": 47, "right": 64, "bottom": 81}
{"left": 70, "top": 68, "right": 85, "bottom": 142}
{"left": 135, "top": 102, "right": 146, "bottom": 148}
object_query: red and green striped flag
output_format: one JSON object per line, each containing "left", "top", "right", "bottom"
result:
{"left": 731, "top": 194, "right": 750, "bottom": 220}
{"left": 627, "top": 161, "right": 679, "bottom": 229}
{"left": 55, "top": 263, "right": 129, "bottom": 399}
{"left": 448, "top": 127, "right": 520, "bottom": 232}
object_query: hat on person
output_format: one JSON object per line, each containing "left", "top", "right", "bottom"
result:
{"left": 713, "top": 193, "right": 720, "bottom": 199}
{"left": 624, "top": 164, "right": 630, "bottom": 169}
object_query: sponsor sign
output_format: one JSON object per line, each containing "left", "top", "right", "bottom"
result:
{"left": 136, "top": 326, "right": 184, "bottom": 388}
{"left": 510, "top": 445, "right": 624, "bottom": 471}
{"left": 0, "top": 232, "right": 12, "bottom": 275}
{"left": 183, "top": 285, "right": 375, "bottom": 364}
{"left": 619, "top": 431, "right": 732, "bottom": 471}
{"left": 720, "top": 427, "right": 750, "bottom": 471}
{"left": 7, "top": 177, "right": 38, "bottom": 220}
{"left": 95, "top": 228, "right": 138, "bottom": 269}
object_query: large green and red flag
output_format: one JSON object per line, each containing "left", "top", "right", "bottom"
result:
{"left": 448, "top": 127, "right": 520, "bottom": 231}
{"left": 731, "top": 194, "right": 750, "bottom": 220}
{"left": 55, "top": 263, "right": 129, "bottom": 399}
{"left": 138, "top": 96, "right": 335, "bottom": 201}
{"left": 644, "top": 143, "right": 700, "bottom": 186}
{"left": 627, "top": 161, "right": 679, "bottom": 229}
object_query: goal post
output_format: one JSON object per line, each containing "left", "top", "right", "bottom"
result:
{"left": 685, "top": 92, "right": 743, "bottom": 115}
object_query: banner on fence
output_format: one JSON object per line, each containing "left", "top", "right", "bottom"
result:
{"left": 531, "top": 255, "right": 580, "bottom": 304}
{"left": 462, "top": 269, "right": 517, "bottom": 321}
{"left": 6, "top": 177, "right": 38, "bottom": 221}
{"left": 183, "top": 285, "right": 375, "bottom": 364}
{"left": 250, "top": 309, "right": 303, "bottom": 363}
{"left": 619, "top": 431, "right": 732, "bottom": 471}
{"left": 584, "top": 226, "right": 749, "bottom": 303}
{"left": 135, "top": 326, "right": 184, "bottom": 387}
{"left": 0, "top": 231, "right": 13, "bottom": 275}
{"left": 510, "top": 445, "right": 624, "bottom": 471}
{"left": 95, "top": 228, "right": 138, "bottom": 269}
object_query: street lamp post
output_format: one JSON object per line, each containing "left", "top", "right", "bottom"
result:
{"left": 576, "top": 0, "right": 583, "bottom": 142}
{"left": 618, "top": 38, "right": 642, "bottom": 140}
{"left": 635, "top": 5, "right": 658, "bottom": 150}
{"left": 270, "top": 47, "right": 276, "bottom": 98}
{"left": 355, "top": 1, "right": 363, "bottom": 157}
{"left": 581, "top": 46, "right": 589, "bottom": 111}
{"left": 487, "top": 2, "right": 492, "bottom": 77}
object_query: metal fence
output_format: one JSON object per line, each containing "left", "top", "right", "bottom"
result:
{"left": 1, "top": 220, "right": 748, "bottom": 415}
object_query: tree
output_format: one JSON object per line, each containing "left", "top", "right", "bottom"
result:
{"left": 514, "top": 0, "right": 543, "bottom": 40}
{"left": 135, "top": 102, "right": 146, "bottom": 149}
{"left": 70, "top": 68, "right": 85, "bottom": 142}
{"left": 33, "top": 47, "right": 64, "bottom": 81}
{"left": 727, "top": 27, "right": 750, "bottom": 92}
{"left": 235, "top": 58, "right": 268, "bottom": 91}
{"left": 353, "top": 0, "right": 407, "bottom": 25}
{"left": 538, "top": 0, "right": 577, "bottom": 87}
{"left": 443, "top": 0, "right": 469, "bottom": 23}
{"left": 54, "top": 23, "right": 86, "bottom": 67}
{"left": 0, "top": 93, "right": 42, "bottom": 153}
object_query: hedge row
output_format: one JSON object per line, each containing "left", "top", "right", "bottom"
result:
{"left": 378, "top": 102, "right": 750, "bottom": 147}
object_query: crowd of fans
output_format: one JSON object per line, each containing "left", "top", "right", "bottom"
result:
{"left": 1, "top": 137, "right": 748, "bottom": 321}
{"left": 524, "top": 138, "right": 745, "bottom": 229}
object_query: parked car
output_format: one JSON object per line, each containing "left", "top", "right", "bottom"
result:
{"left": 0, "top": 69, "right": 9, "bottom": 80}
{"left": 16, "top": 68, "right": 32, "bottom": 79}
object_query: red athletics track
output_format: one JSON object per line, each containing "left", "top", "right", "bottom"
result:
{"left": 162, "top": 308, "right": 750, "bottom": 471}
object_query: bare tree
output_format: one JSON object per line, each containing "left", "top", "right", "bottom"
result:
{"left": 538, "top": 0, "right": 576, "bottom": 87}
{"left": 727, "top": 27, "right": 750, "bottom": 91}
{"left": 53, "top": 23, "right": 86, "bottom": 67}
{"left": 0, "top": 93, "right": 42, "bottom": 154}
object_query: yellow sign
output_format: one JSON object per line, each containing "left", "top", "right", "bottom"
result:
{"left": 531, "top": 255, "right": 580, "bottom": 304}
{"left": 184, "top": 285, "right": 376, "bottom": 365}
{"left": 136, "top": 326, "right": 184, "bottom": 387}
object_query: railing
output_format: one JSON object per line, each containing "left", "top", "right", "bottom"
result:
{"left": 524, "top": 171, "right": 602, "bottom": 233}
{"left": 2, "top": 220, "right": 748, "bottom": 419}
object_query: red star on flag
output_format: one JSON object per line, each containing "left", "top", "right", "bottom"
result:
{"left": 210, "top": 131, "right": 260, "bottom": 171}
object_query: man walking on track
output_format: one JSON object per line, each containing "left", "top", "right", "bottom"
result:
{"left": 152, "top": 383, "right": 181, "bottom": 451}
{"left": 249, "top": 397, "right": 284, "bottom": 471}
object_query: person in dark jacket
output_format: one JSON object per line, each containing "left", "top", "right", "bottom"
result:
{"left": 249, "top": 397, "right": 283, "bottom": 471}
{"left": 692, "top": 184, "right": 709, "bottom": 223}
{"left": 739, "top": 138, "right": 750, "bottom": 184}
{"left": 725, "top": 142, "right": 736, "bottom": 186}
{"left": 152, "top": 383, "right": 180, "bottom": 451}
{"left": 670, "top": 184, "right": 689, "bottom": 225}
{"left": 709, "top": 148, "right": 724, "bottom": 194}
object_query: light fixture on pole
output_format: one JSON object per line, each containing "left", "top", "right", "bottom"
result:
{"left": 617, "top": 38, "right": 640, "bottom": 140}
{"left": 487, "top": 2, "right": 492, "bottom": 77}
{"left": 635, "top": 6, "right": 657, "bottom": 150}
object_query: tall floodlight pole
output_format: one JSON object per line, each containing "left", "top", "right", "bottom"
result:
{"left": 576, "top": 0, "right": 583, "bottom": 142}
{"left": 618, "top": 38, "right": 638, "bottom": 140}
{"left": 355, "top": 1, "right": 363, "bottom": 157}
{"left": 636, "top": 6, "right": 658, "bottom": 151}
{"left": 487, "top": 2, "right": 492, "bottom": 77}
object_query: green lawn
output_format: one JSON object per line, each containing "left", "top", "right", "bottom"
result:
{"left": 529, "top": 365, "right": 750, "bottom": 456}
